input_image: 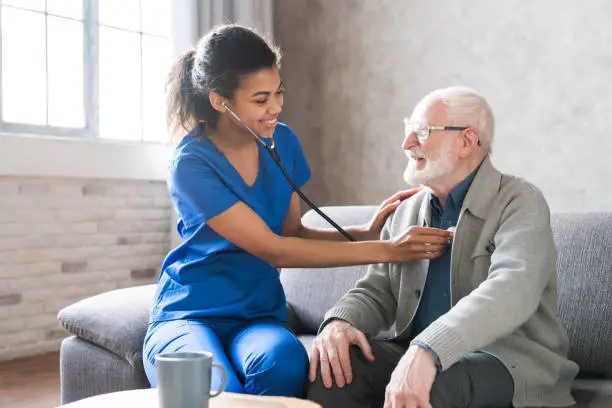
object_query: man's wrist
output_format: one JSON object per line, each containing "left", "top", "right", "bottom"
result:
{"left": 412, "top": 341, "right": 442, "bottom": 371}
{"left": 320, "top": 317, "right": 351, "bottom": 333}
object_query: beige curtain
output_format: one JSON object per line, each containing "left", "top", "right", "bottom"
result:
{"left": 171, "top": 0, "right": 274, "bottom": 57}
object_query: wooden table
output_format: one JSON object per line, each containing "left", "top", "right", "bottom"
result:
{"left": 60, "top": 389, "right": 322, "bottom": 408}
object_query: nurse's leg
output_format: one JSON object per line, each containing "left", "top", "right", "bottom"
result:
{"left": 228, "top": 322, "right": 308, "bottom": 397}
{"left": 142, "top": 319, "right": 244, "bottom": 393}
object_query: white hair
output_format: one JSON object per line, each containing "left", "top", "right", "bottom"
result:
{"left": 426, "top": 86, "right": 495, "bottom": 153}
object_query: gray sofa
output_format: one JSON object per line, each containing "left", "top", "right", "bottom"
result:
{"left": 58, "top": 206, "right": 612, "bottom": 407}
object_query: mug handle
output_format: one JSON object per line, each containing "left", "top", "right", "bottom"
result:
{"left": 209, "top": 363, "right": 227, "bottom": 398}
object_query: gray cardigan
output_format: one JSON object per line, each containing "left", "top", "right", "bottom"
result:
{"left": 323, "top": 156, "right": 579, "bottom": 408}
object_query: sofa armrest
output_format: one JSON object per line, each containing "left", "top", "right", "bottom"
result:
{"left": 57, "top": 284, "right": 157, "bottom": 370}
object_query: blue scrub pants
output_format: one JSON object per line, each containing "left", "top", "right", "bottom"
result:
{"left": 143, "top": 318, "right": 308, "bottom": 397}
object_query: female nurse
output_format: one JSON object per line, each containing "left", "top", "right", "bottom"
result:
{"left": 142, "top": 24, "right": 450, "bottom": 398}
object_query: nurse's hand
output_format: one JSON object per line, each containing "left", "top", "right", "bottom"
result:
{"left": 366, "top": 188, "right": 423, "bottom": 240}
{"left": 387, "top": 226, "right": 451, "bottom": 262}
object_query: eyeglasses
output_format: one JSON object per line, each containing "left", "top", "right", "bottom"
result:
{"left": 405, "top": 122, "right": 469, "bottom": 143}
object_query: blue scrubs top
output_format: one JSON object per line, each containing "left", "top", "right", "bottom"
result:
{"left": 149, "top": 123, "right": 311, "bottom": 324}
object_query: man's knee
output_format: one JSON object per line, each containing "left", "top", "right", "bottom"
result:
{"left": 306, "top": 370, "right": 332, "bottom": 403}
{"left": 306, "top": 346, "right": 371, "bottom": 404}
{"left": 429, "top": 362, "right": 471, "bottom": 408}
{"left": 307, "top": 374, "right": 357, "bottom": 408}
{"left": 428, "top": 353, "right": 514, "bottom": 408}
{"left": 347, "top": 344, "right": 376, "bottom": 368}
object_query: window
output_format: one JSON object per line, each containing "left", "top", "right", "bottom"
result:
{"left": 0, "top": 0, "right": 172, "bottom": 143}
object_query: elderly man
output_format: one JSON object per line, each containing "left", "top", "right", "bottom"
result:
{"left": 306, "top": 87, "right": 578, "bottom": 408}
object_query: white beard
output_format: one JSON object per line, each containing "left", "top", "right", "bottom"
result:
{"left": 403, "top": 140, "right": 455, "bottom": 186}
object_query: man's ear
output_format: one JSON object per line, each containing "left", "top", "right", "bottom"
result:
{"left": 209, "top": 91, "right": 229, "bottom": 113}
{"left": 460, "top": 127, "right": 480, "bottom": 158}
{"left": 459, "top": 127, "right": 480, "bottom": 158}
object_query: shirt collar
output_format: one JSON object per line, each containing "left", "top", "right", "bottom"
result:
{"left": 430, "top": 164, "right": 481, "bottom": 214}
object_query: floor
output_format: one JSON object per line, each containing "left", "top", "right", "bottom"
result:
{"left": 0, "top": 352, "right": 60, "bottom": 408}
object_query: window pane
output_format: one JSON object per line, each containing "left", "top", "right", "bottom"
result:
{"left": 99, "top": 27, "right": 142, "bottom": 141}
{"left": 1, "top": 7, "right": 46, "bottom": 125}
{"left": 142, "top": 36, "right": 171, "bottom": 143}
{"left": 2, "top": 0, "right": 45, "bottom": 12}
{"left": 142, "top": 0, "right": 170, "bottom": 37}
{"left": 99, "top": 0, "right": 140, "bottom": 31}
{"left": 47, "top": 0, "right": 83, "bottom": 20}
{"left": 47, "top": 16, "right": 84, "bottom": 128}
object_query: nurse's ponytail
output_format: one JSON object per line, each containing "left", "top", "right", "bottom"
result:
{"left": 165, "top": 24, "right": 281, "bottom": 143}
{"left": 166, "top": 48, "right": 198, "bottom": 142}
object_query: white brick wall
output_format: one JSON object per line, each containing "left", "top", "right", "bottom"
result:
{"left": 0, "top": 176, "right": 172, "bottom": 362}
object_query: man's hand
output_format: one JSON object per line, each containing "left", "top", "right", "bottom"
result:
{"left": 309, "top": 320, "right": 375, "bottom": 388}
{"left": 384, "top": 345, "right": 438, "bottom": 408}
{"left": 365, "top": 188, "right": 423, "bottom": 240}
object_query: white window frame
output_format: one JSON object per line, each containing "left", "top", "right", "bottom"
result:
{"left": 0, "top": 0, "right": 101, "bottom": 140}
{"left": 0, "top": 0, "right": 272, "bottom": 182}
{"left": 0, "top": 0, "right": 173, "bottom": 181}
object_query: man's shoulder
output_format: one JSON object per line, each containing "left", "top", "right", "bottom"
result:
{"left": 385, "top": 189, "right": 429, "bottom": 233}
{"left": 466, "top": 157, "right": 552, "bottom": 229}
{"left": 498, "top": 172, "right": 549, "bottom": 209}
{"left": 488, "top": 171, "right": 552, "bottom": 226}
{"left": 476, "top": 156, "right": 545, "bottom": 203}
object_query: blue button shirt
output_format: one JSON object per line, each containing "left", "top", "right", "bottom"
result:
{"left": 411, "top": 167, "right": 479, "bottom": 337}
{"left": 149, "top": 123, "right": 311, "bottom": 324}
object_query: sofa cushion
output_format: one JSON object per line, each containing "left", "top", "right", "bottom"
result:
{"left": 281, "top": 206, "right": 377, "bottom": 334}
{"left": 553, "top": 213, "right": 612, "bottom": 377}
{"left": 57, "top": 284, "right": 157, "bottom": 370}
{"left": 297, "top": 334, "right": 316, "bottom": 358}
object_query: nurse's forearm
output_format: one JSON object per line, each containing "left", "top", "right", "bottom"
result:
{"left": 294, "top": 224, "right": 376, "bottom": 242}
{"left": 268, "top": 236, "right": 393, "bottom": 268}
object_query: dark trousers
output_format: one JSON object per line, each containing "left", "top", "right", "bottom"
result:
{"left": 307, "top": 341, "right": 514, "bottom": 408}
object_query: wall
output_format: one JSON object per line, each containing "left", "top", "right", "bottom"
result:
{"left": 274, "top": 0, "right": 612, "bottom": 212}
{"left": 0, "top": 177, "right": 171, "bottom": 361}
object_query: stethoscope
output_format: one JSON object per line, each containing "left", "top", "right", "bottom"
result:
{"left": 221, "top": 103, "right": 356, "bottom": 241}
